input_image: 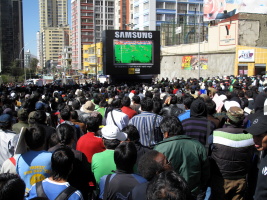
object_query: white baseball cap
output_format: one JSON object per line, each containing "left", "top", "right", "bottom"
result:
{"left": 101, "top": 125, "right": 127, "bottom": 141}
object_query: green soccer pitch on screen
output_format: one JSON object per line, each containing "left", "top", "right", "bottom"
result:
{"left": 114, "top": 40, "right": 153, "bottom": 64}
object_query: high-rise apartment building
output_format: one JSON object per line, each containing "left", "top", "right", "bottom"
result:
{"left": 115, "top": 0, "right": 133, "bottom": 30}
{"left": 133, "top": 0, "right": 203, "bottom": 31}
{"left": 0, "top": 0, "right": 24, "bottom": 72}
{"left": 39, "top": 0, "right": 70, "bottom": 69}
{"left": 71, "top": 0, "right": 114, "bottom": 70}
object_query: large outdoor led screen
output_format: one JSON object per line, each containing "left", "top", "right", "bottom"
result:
{"left": 114, "top": 40, "right": 153, "bottom": 65}
{"left": 103, "top": 30, "right": 160, "bottom": 75}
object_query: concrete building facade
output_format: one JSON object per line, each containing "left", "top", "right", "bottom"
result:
{"left": 159, "top": 13, "right": 267, "bottom": 79}
{"left": 83, "top": 42, "right": 103, "bottom": 75}
{"left": 0, "top": 0, "right": 24, "bottom": 72}
{"left": 71, "top": 0, "right": 114, "bottom": 71}
{"left": 133, "top": 0, "right": 203, "bottom": 31}
{"left": 39, "top": 0, "right": 70, "bottom": 69}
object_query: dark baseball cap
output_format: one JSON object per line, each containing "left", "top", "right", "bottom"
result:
{"left": 244, "top": 115, "right": 267, "bottom": 136}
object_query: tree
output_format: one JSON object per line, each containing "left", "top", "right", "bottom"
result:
{"left": 30, "top": 58, "right": 39, "bottom": 71}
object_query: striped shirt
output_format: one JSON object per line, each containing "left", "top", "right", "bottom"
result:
{"left": 129, "top": 111, "right": 163, "bottom": 147}
{"left": 182, "top": 117, "right": 215, "bottom": 145}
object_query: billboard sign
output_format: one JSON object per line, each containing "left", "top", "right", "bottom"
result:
{"left": 238, "top": 49, "right": 255, "bottom": 62}
{"left": 103, "top": 30, "right": 160, "bottom": 75}
{"left": 204, "top": 0, "right": 267, "bottom": 21}
{"left": 182, "top": 55, "right": 208, "bottom": 70}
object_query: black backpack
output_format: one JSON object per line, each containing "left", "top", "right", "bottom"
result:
{"left": 35, "top": 181, "right": 77, "bottom": 200}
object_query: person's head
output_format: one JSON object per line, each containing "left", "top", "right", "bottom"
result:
{"left": 145, "top": 91, "right": 153, "bottom": 98}
{"left": 160, "top": 116, "right": 183, "bottom": 137}
{"left": 147, "top": 170, "right": 189, "bottom": 200}
{"left": 0, "top": 114, "right": 12, "bottom": 130}
{"left": 114, "top": 141, "right": 137, "bottom": 172}
{"left": 101, "top": 125, "right": 127, "bottom": 149}
{"left": 226, "top": 106, "right": 244, "bottom": 127}
{"left": 121, "top": 96, "right": 131, "bottom": 107}
{"left": 122, "top": 124, "right": 140, "bottom": 143}
{"left": 138, "top": 150, "right": 171, "bottom": 181}
{"left": 33, "top": 110, "right": 47, "bottom": 124}
{"left": 132, "top": 95, "right": 140, "bottom": 104}
{"left": 245, "top": 90, "right": 253, "bottom": 98}
{"left": 51, "top": 147, "right": 75, "bottom": 181}
{"left": 0, "top": 173, "right": 25, "bottom": 200}
{"left": 141, "top": 97, "right": 153, "bottom": 111}
{"left": 70, "top": 110, "right": 78, "bottom": 121}
{"left": 17, "top": 108, "right": 28, "bottom": 122}
{"left": 169, "top": 95, "right": 177, "bottom": 105}
{"left": 56, "top": 124, "right": 75, "bottom": 146}
{"left": 153, "top": 100, "right": 162, "bottom": 114}
{"left": 25, "top": 125, "right": 46, "bottom": 150}
{"left": 183, "top": 95, "right": 194, "bottom": 109}
{"left": 35, "top": 102, "right": 45, "bottom": 111}
{"left": 244, "top": 115, "right": 267, "bottom": 151}
{"left": 86, "top": 116, "right": 101, "bottom": 133}
{"left": 190, "top": 98, "right": 207, "bottom": 118}
{"left": 60, "top": 109, "right": 71, "bottom": 121}
{"left": 206, "top": 100, "right": 216, "bottom": 115}
{"left": 111, "top": 98, "right": 122, "bottom": 109}
{"left": 72, "top": 99, "right": 81, "bottom": 110}
{"left": 81, "top": 101, "right": 95, "bottom": 113}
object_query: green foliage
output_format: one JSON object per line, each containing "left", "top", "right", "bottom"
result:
{"left": 30, "top": 58, "right": 39, "bottom": 70}
{"left": 1, "top": 75, "right": 15, "bottom": 83}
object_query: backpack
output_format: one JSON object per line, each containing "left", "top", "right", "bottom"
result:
{"left": 36, "top": 181, "right": 77, "bottom": 200}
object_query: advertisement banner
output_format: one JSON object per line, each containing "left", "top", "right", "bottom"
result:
{"left": 182, "top": 56, "right": 208, "bottom": 70}
{"left": 219, "top": 23, "right": 237, "bottom": 46}
{"left": 238, "top": 49, "right": 255, "bottom": 62}
{"left": 204, "top": 0, "right": 267, "bottom": 21}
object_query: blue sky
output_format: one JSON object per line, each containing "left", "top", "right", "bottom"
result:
{"left": 23, "top": 0, "right": 71, "bottom": 56}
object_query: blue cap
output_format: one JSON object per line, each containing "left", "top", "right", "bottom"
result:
{"left": 35, "top": 102, "right": 45, "bottom": 110}
{"left": 0, "top": 114, "right": 12, "bottom": 125}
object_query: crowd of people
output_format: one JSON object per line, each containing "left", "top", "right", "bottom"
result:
{"left": 0, "top": 74, "right": 267, "bottom": 200}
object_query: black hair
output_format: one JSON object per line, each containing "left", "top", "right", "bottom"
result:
{"left": 34, "top": 110, "right": 47, "bottom": 124}
{"left": 72, "top": 99, "right": 81, "bottom": 110}
{"left": 132, "top": 95, "right": 140, "bottom": 104}
{"left": 206, "top": 100, "right": 216, "bottom": 115}
{"left": 48, "top": 132, "right": 59, "bottom": 149}
{"left": 70, "top": 110, "right": 78, "bottom": 120}
{"left": 51, "top": 147, "right": 75, "bottom": 181}
{"left": 111, "top": 98, "right": 122, "bottom": 109}
{"left": 138, "top": 150, "right": 165, "bottom": 181}
{"left": 60, "top": 109, "right": 71, "bottom": 120}
{"left": 0, "top": 173, "right": 25, "bottom": 200}
{"left": 147, "top": 170, "right": 189, "bottom": 200}
{"left": 56, "top": 124, "right": 75, "bottom": 146}
{"left": 183, "top": 95, "right": 194, "bottom": 109}
{"left": 141, "top": 97, "right": 153, "bottom": 111}
{"left": 245, "top": 90, "right": 253, "bottom": 98}
{"left": 86, "top": 116, "right": 100, "bottom": 133}
{"left": 94, "top": 96, "right": 101, "bottom": 105}
{"left": 121, "top": 96, "right": 131, "bottom": 107}
{"left": 122, "top": 124, "right": 140, "bottom": 142}
{"left": 169, "top": 95, "right": 177, "bottom": 104}
{"left": 103, "top": 138, "right": 120, "bottom": 150}
{"left": 80, "top": 96, "right": 87, "bottom": 105}
{"left": 160, "top": 116, "right": 183, "bottom": 137}
{"left": 114, "top": 142, "right": 137, "bottom": 173}
{"left": 153, "top": 100, "right": 162, "bottom": 114}
{"left": 145, "top": 91, "right": 153, "bottom": 98}
{"left": 25, "top": 125, "right": 46, "bottom": 150}
{"left": 99, "top": 100, "right": 108, "bottom": 108}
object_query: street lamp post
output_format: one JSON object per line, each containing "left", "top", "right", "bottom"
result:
{"left": 19, "top": 46, "right": 27, "bottom": 82}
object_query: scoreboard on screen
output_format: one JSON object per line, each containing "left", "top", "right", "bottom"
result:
{"left": 103, "top": 30, "right": 160, "bottom": 75}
